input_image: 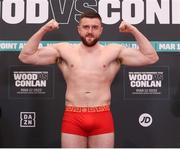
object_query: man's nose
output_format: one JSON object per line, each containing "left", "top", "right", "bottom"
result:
{"left": 87, "top": 27, "right": 93, "bottom": 33}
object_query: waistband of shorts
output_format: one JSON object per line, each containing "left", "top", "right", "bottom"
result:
{"left": 65, "top": 105, "right": 110, "bottom": 112}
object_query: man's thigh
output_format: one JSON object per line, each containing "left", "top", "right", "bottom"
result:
{"left": 88, "top": 132, "right": 114, "bottom": 148}
{"left": 61, "top": 133, "right": 87, "bottom": 148}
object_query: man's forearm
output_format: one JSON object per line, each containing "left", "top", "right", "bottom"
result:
{"left": 21, "top": 27, "right": 47, "bottom": 56}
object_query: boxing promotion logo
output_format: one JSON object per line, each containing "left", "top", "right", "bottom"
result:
{"left": 129, "top": 72, "right": 162, "bottom": 88}
{"left": 20, "top": 112, "right": 36, "bottom": 127}
{"left": 124, "top": 66, "right": 169, "bottom": 99}
{"left": 9, "top": 66, "right": 54, "bottom": 99}
{"left": 14, "top": 71, "right": 48, "bottom": 87}
{"left": 0, "top": 0, "right": 180, "bottom": 24}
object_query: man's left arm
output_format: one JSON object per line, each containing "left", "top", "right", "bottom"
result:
{"left": 118, "top": 21, "right": 159, "bottom": 66}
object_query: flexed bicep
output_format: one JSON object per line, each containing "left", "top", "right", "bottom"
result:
{"left": 19, "top": 46, "right": 60, "bottom": 65}
{"left": 119, "top": 47, "right": 154, "bottom": 67}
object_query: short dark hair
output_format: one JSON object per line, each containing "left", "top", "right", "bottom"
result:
{"left": 79, "top": 11, "right": 102, "bottom": 22}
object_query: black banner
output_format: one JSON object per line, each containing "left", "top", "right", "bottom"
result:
{"left": 0, "top": 0, "right": 180, "bottom": 148}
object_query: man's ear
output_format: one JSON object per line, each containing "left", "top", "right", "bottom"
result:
{"left": 77, "top": 25, "right": 80, "bottom": 34}
{"left": 100, "top": 26, "right": 103, "bottom": 34}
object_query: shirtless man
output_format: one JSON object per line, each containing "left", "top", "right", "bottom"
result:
{"left": 18, "top": 11, "right": 159, "bottom": 148}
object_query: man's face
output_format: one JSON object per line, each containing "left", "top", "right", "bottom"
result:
{"left": 78, "top": 18, "right": 103, "bottom": 47}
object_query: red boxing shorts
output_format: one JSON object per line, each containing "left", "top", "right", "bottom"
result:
{"left": 61, "top": 105, "right": 114, "bottom": 137}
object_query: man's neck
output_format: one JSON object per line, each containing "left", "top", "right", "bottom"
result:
{"left": 80, "top": 42, "right": 101, "bottom": 53}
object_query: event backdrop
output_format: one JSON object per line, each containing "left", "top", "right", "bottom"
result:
{"left": 1, "top": 0, "right": 180, "bottom": 147}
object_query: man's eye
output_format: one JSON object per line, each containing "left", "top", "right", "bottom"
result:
{"left": 92, "top": 26, "right": 98, "bottom": 30}
{"left": 83, "top": 26, "right": 89, "bottom": 29}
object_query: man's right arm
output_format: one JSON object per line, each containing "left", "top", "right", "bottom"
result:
{"left": 19, "top": 19, "right": 60, "bottom": 65}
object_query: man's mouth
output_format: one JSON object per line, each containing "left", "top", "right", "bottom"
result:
{"left": 86, "top": 34, "right": 94, "bottom": 38}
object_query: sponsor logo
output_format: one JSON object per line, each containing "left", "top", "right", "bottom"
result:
{"left": 139, "top": 113, "right": 153, "bottom": 127}
{"left": 20, "top": 112, "right": 36, "bottom": 127}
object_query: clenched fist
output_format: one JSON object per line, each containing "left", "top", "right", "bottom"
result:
{"left": 119, "top": 21, "right": 135, "bottom": 33}
{"left": 41, "top": 19, "right": 60, "bottom": 32}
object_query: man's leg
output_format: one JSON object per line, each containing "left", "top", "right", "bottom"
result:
{"left": 88, "top": 133, "right": 114, "bottom": 148}
{"left": 61, "top": 133, "right": 87, "bottom": 148}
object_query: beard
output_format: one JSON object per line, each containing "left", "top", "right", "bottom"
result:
{"left": 80, "top": 34, "right": 100, "bottom": 47}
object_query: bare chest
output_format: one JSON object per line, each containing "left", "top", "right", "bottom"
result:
{"left": 59, "top": 46, "right": 120, "bottom": 79}
{"left": 70, "top": 53, "right": 110, "bottom": 72}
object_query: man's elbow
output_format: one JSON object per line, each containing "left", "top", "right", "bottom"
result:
{"left": 18, "top": 54, "right": 32, "bottom": 64}
{"left": 18, "top": 54, "right": 25, "bottom": 63}
{"left": 148, "top": 54, "right": 159, "bottom": 64}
